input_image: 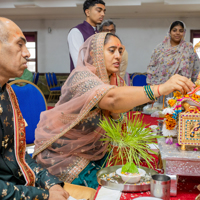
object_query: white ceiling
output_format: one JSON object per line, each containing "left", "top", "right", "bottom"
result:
{"left": 1, "top": 0, "right": 200, "bottom": 20}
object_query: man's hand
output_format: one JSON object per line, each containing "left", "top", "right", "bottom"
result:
{"left": 49, "top": 184, "right": 69, "bottom": 200}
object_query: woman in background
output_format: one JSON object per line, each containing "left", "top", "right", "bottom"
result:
{"left": 147, "top": 21, "right": 200, "bottom": 104}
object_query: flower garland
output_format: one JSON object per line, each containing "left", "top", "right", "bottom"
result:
{"left": 165, "top": 114, "right": 176, "bottom": 130}
{"left": 162, "top": 90, "right": 200, "bottom": 142}
{"left": 162, "top": 91, "right": 197, "bottom": 136}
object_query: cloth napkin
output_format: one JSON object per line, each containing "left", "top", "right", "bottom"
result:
{"left": 95, "top": 187, "right": 122, "bottom": 200}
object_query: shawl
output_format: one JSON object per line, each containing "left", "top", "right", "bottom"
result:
{"left": 33, "top": 33, "right": 125, "bottom": 183}
{"left": 147, "top": 21, "right": 200, "bottom": 85}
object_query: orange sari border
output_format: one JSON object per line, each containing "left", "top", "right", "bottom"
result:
{"left": 6, "top": 84, "right": 36, "bottom": 186}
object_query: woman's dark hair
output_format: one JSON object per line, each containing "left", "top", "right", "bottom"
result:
{"left": 83, "top": 0, "right": 105, "bottom": 15}
{"left": 169, "top": 21, "right": 184, "bottom": 32}
{"left": 104, "top": 33, "right": 122, "bottom": 45}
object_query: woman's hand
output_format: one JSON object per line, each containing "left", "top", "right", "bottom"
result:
{"left": 159, "top": 74, "right": 195, "bottom": 96}
{"left": 110, "top": 112, "right": 121, "bottom": 120}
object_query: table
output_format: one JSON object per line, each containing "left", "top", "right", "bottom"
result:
{"left": 158, "top": 137, "right": 200, "bottom": 176}
{"left": 94, "top": 176, "right": 200, "bottom": 200}
{"left": 158, "top": 137, "right": 200, "bottom": 197}
{"left": 128, "top": 111, "right": 163, "bottom": 127}
{"left": 94, "top": 113, "right": 200, "bottom": 200}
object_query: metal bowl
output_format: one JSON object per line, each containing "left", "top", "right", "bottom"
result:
{"left": 97, "top": 165, "right": 158, "bottom": 192}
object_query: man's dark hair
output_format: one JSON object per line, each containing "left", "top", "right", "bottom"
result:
{"left": 0, "top": 20, "right": 9, "bottom": 43}
{"left": 83, "top": 0, "right": 105, "bottom": 15}
{"left": 99, "top": 19, "right": 116, "bottom": 32}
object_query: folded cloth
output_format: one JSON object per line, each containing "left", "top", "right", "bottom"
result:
{"left": 95, "top": 187, "right": 121, "bottom": 200}
{"left": 68, "top": 196, "right": 86, "bottom": 200}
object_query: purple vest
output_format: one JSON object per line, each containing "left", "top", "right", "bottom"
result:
{"left": 69, "top": 21, "right": 98, "bottom": 72}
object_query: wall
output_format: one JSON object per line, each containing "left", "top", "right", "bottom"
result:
{"left": 15, "top": 17, "right": 200, "bottom": 73}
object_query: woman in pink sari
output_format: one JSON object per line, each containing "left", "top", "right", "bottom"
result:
{"left": 33, "top": 32, "right": 194, "bottom": 189}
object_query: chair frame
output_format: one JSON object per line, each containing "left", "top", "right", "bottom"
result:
{"left": 33, "top": 72, "right": 36, "bottom": 83}
{"left": 131, "top": 72, "right": 147, "bottom": 86}
{"left": 52, "top": 72, "right": 61, "bottom": 87}
{"left": 9, "top": 79, "right": 47, "bottom": 110}
{"left": 45, "top": 73, "right": 61, "bottom": 103}
{"left": 34, "top": 72, "right": 39, "bottom": 85}
{"left": 9, "top": 80, "right": 47, "bottom": 147}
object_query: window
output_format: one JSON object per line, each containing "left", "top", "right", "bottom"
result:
{"left": 190, "top": 30, "right": 200, "bottom": 58}
{"left": 23, "top": 32, "right": 37, "bottom": 72}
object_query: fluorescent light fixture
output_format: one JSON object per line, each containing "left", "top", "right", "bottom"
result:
{"left": 105, "top": 0, "right": 141, "bottom": 6}
{"left": 165, "top": 0, "right": 200, "bottom": 4}
{"left": 14, "top": 4, "right": 39, "bottom": 8}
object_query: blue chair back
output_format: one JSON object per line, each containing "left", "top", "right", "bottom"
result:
{"left": 33, "top": 72, "right": 36, "bottom": 83}
{"left": 130, "top": 73, "right": 136, "bottom": 81}
{"left": 48, "top": 73, "right": 54, "bottom": 87}
{"left": 34, "top": 72, "right": 39, "bottom": 85}
{"left": 10, "top": 80, "right": 47, "bottom": 144}
{"left": 132, "top": 74, "right": 147, "bottom": 86}
{"left": 52, "top": 73, "right": 58, "bottom": 86}
{"left": 45, "top": 73, "right": 51, "bottom": 88}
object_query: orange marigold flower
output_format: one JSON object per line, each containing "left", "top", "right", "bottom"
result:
{"left": 191, "top": 93, "right": 200, "bottom": 101}
{"left": 168, "top": 99, "right": 176, "bottom": 107}
{"left": 165, "top": 114, "right": 173, "bottom": 119}
{"left": 173, "top": 91, "right": 182, "bottom": 99}
{"left": 184, "top": 94, "right": 189, "bottom": 98}
{"left": 165, "top": 115, "right": 176, "bottom": 130}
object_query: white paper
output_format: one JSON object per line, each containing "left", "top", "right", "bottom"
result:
{"left": 95, "top": 187, "right": 121, "bottom": 200}
{"left": 68, "top": 196, "right": 86, "bottom": 200}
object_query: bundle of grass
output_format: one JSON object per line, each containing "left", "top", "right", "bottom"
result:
{"left": 99, "top": 114, "right": 163, "bottom": 168}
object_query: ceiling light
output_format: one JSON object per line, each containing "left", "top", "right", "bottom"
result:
{"left": 165, "top": 0, "right": 200, "bottom": 4}
{"left": 14, "top": 4, "right": 39, "bottom": 8}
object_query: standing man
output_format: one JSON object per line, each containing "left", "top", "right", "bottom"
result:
{"left": 99, "top": 19, "right": 130, "bottom": 85}
{"left": 0, "top": 17, "right": 70, "bottom": 200}
{"left": 68, "top": 0, "right": 106, "bottom": 72}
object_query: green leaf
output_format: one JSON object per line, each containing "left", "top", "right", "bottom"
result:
{"left": 121, "top": 162, "right": 139, "bottom": 174}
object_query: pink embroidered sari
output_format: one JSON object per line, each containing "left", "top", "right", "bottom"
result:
{"left": 33, "top": 33, "right": 125, "bottom": 183}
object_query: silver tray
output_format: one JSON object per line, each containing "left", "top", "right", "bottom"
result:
{"left": 97, "top": 165, "right": 158, "bottom": 192}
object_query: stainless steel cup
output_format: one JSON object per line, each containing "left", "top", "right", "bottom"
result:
{"left": 150, "top": 174, "right": 171, "bottom": 200}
